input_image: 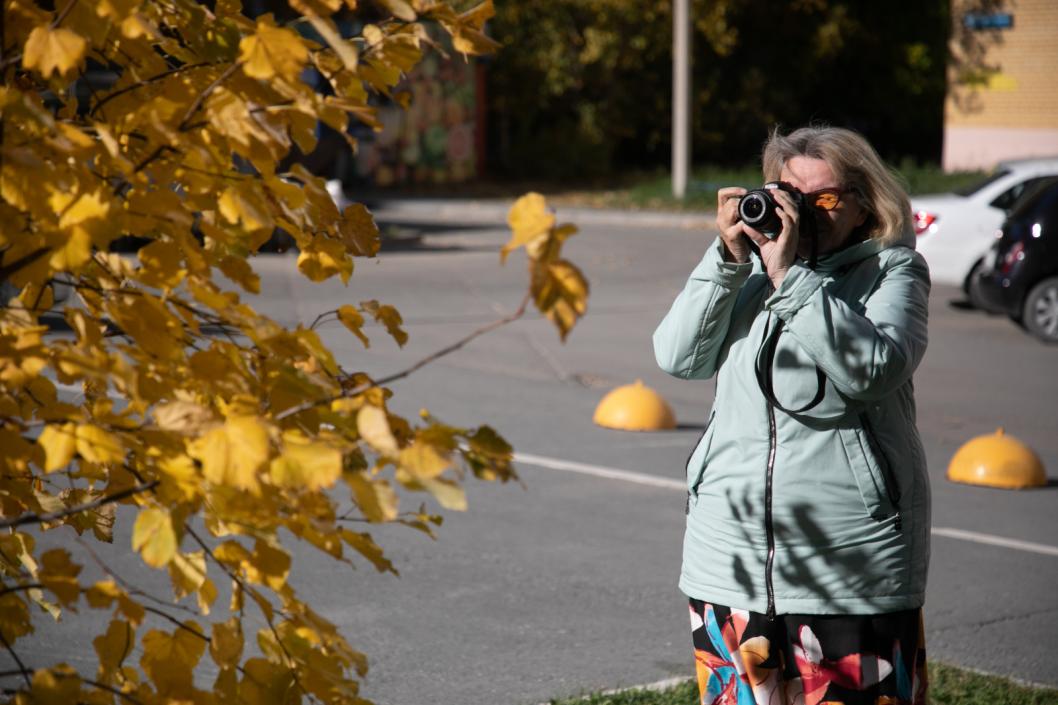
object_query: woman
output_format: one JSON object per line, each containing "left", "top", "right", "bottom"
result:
{"left": 653, "top": 125, "right": 930, "bottom": 705}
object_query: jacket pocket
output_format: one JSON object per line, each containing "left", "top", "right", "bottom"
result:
{"left": 837, "top": 418, "right": 899, "bottom": 521}
{"left": 686, "top": 410, "right": 717, "bottom": 498}
{"left": 859, "top": 412, "right": 901, "bottom": 509}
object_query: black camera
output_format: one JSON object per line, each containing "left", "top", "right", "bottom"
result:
{"left": 737, "top": 181, "right": 809, "bottom": 238}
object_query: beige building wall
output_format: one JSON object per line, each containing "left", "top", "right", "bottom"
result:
{"left": 944, "top": 0, "right": 1058, "bottom": 170}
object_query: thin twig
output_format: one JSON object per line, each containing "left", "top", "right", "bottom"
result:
{"left": 0, "top": 482, "right": 158, "bottom": 529}
{"left": 275, "top": 293, "right": 532, "bottom": 422}
{"left": 0, "top": 632, "right": 29, "bottom": 688}
{"left": 177, "top": 62, "right": 240, "bottom": 132}
{"left": 0, "top": 583, "right": 43, "bottom": 599}
{"left": 75, "top": 537, "right": 199, "bottom": 618}
{"left": 90, "top": 62, "right": 216, "bottom": 118}
{"left": 185, "top": 525, "right": 316, "bottom": 704}
{"left": 52, "top": 0, "right": 79, "bottom": 28}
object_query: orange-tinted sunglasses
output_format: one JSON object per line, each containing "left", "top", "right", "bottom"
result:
{"left": 804, "top": 188, "right": 849, "bottom": 211}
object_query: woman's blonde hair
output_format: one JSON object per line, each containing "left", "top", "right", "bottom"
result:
{"left": 761, "top": 125, "right": 912, "bottom": 246}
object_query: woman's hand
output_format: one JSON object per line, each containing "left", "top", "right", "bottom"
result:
{"left": 716, "top": 187, "right": 752, "bottom": 264}
{"left": 742, "top": 188, "right": 800, "bottom": 289}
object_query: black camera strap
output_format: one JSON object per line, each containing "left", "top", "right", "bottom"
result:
{"left": 754, "top": 315, "right": 827, "bottom": 414}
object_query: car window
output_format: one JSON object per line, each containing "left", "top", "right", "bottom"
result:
{"left": 990, "top": 176, "right": 1054, "bottom": 211}
{"left": 1007, "top": 178, "right": 1058, "bottom": 223}
{"left": 955, "top": 169, "right": 1011, "bottom": 197}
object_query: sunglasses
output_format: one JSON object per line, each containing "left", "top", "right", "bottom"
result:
{"left": 804, "top": 187, "right": 850, "bottom": 211}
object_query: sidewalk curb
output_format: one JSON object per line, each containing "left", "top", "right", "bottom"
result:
{"left": 366, "top": 197, "right": 716, "bottom": 230}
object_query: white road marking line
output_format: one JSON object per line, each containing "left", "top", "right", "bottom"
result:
{"left": 513, "top": 452, "right": 1058, "bottom": 558}
{"left": 513, "top": 452, "right": 686, "bottom": 491}
{"left": 929, "top": 526, "right": 1058, "bottom": 558}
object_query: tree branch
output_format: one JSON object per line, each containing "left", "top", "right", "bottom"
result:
{"left": 275, "top": 293, "right": 532, "bottom": 422}
{"left": 0, "top": 482, "right": 158, "bottom": 529}
{"left": 0, "top": 631, "right": 29, "bottom": 689}
{"left": 0, "top": 583, "right": 42, "bottom": 599}
{"left": 185, "top": 524, "right": 316, "bottom": 703}
{"left": 0, "top": 247, "right": 49, "bottom": 284}
{"left": 177, "top": 62, "right": 240, "bottom": 132}
{"left": 89, "top": 62, "right": 216, "bottom": 119}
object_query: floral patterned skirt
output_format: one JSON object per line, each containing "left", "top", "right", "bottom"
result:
{"left": 689, "top": 598, "right": 928, "bottom": 705}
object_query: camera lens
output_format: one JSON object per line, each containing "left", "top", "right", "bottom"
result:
{"left": 741, "top": 195, "right": 765, "bottom": 220}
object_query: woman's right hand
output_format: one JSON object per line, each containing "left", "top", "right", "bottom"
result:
{"left": 716, "top": 187, "right": 751, "bottom": 264}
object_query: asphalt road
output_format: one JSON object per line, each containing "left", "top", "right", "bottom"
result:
{"left": 6, "top": 211, "right": 1058, "bottom": 704}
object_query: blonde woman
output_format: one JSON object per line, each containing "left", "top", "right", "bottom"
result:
{"left": 654, "top": 125, "right": 930, "bottom": 705}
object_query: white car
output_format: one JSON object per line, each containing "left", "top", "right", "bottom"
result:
{"left": 911, "top": 157, "right": 1058, "bottom": 290}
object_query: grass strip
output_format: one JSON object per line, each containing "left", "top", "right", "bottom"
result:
{"left": 544, "top": 661, "right": 1058, "bottom": 705}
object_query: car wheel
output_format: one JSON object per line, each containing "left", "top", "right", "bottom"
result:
{"left": 1022, "top": 277, "right": 1058, "bottom": 343}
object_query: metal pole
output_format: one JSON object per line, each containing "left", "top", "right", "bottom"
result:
{"left": 672, "top": 0, "right": 691, "bottom": 199}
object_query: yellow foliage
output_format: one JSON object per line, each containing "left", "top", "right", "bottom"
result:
{"left": 22, "top": 25, "right": 87, "bottom": 78}
{"left": 131, "top": 507, "right": 178, "bottom": 568}
{"left": 240, "top": 19, "right": 310, "bottom": 82}
{"left": 189, "top": 416, "right": 271, "bottom": 494}
{"left": 1, "top": 2, "right": 586, "bottom": 701}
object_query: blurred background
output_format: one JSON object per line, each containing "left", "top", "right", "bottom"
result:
{"left": 237, "top": 0, "right": 1058, "bottom": 210}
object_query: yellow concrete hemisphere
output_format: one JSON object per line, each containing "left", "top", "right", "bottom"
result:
{"left": 593, "top": 380, "right": 676, "bottom": 431}
{"left": 947, "top": 428, "right": 1047, "bottom": 489}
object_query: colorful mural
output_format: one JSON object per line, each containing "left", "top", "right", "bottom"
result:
{"left": 356, "top": 53, "right": 481, "bottom": 186}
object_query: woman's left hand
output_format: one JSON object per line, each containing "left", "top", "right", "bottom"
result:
{"left": 743, "top": 189, "right": 800, "bottom": 289}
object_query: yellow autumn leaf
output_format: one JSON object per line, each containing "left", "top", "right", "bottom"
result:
{"left": 152, "top": 400, "right": 217, "bottom": 436}
{"left": 210, "top": 617, "right": 243, "bottom": 670}
{"left": 338, "top": 203, "right": 380, "bottom": 257}
{"left": 37, "top": 423, "right": 76, "bottom": 473}
{"left": 23, "top": 25, "right": 87, "bottom": 78}
{"left": 357, "top": 405, "right": 398, "bottom": 456}
{"left": 239, "top": 20, "right": 309, "bottom": 82}
{"left": 360, "top": 299, "right": 408, "bottom": 346}
{"left": 26, "top": 666, "right": 82, "bottom": 705}
{"left": 379, "top": 0, "right": 416, "bottom": 20}
{"left": 56, "top": 190, "right": 110, "bottom": 227}
{"left": 217, "top": 184, "right": 274, "bottom": 233}
{"left": 246, "top": 540, "right": 290, "bottom": 590}
{"left": 269, "top": 436, "right": 342, "bottom": 491}
{"left": 419, "top": 477, "right": 467, "bottom": 511}
{"left": 168, "top": 551, "right": 207, "bottom": 600}
{"left": 189, "top": 416, "right": 270, "bottom": 493}
{"left": 346, "top": 471, "right": 399, "bottom": 522}
{"left": 304, "top": 12, "right": 358, "bottom": 73}
{"left": 219, "top": 255, "right": 261, "bottom": 294}
{"left": 39, "top": 549, "right": 81, "bottom": 606}
{"left": 502, "top": 192, "right": 555, "bottom": 262}
{"left": 297, "top": 236, "right": 353, "bottom": 283}
{"left": 337, "top": 304, "right": 370, "bottom": 347}
{"left": 132, "top": 508, "right": 177, "bottom": 568}
{"left": 47, "top": 227, "right": 92, "bottom": 272}
{"left": 399, "top": 440, "right": 450, "bottom": 480}
{"left": 93, "top": 619, "right": 133, "bottom": 680}
{"left": 140, "top": 622, "right": 205, "bottom": 697}
{"left": 75, "top": 424, "right": 124, "bottom": 464}
{"left": 532, "top": 259, "right": 589, "bottom": 341}
{"left": 136, "top": 239, "right": 186, "bottom": 290}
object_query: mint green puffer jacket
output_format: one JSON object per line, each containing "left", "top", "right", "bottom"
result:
{"left": 653, "top": 232, "right": 930, "bottom": 616}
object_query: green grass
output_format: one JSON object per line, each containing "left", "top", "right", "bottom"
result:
{"left": 544, "top": 662, "right": 1058, "bottom": 705}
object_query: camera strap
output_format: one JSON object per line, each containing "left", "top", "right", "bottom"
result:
{"left": 754, "top": 316, "right": 827, "bottom": 414}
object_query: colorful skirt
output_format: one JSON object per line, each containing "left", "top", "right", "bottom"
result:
{"left": 689, "top": 599, "right": 928, "bottom": 705}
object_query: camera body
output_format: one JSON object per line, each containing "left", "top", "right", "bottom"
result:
{"left": 737, "top": 181, "right": 812, "bottom": 238}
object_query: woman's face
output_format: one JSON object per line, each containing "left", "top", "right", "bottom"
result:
{"left": 779, "top": 156, "right": 868, "bottom": 257}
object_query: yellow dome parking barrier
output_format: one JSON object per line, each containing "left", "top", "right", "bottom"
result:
{"left": 593, "top": 380, "right": 676, "bottom": 431}
{"left": 947, "top": 428, "right": 1046, "bottom": 489}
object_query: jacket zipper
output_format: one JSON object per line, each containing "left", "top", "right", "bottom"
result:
{"left": 764, "top": 399, "right": 777, "bottom": 620}
{"left": 858, "top": 412, "right": 901, "bottom": 528}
